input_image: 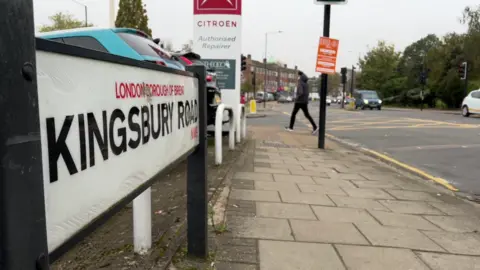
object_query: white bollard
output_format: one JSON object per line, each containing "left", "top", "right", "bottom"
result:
{"left": 240, "top": 105, "right": 247, "bottom": 139}
{"left": 133, "top": 187, "right": 152, "bottom": 255}
{"left": 215, "top": 104, "right": 225, "bottom": 165}
{"left": 228, "top": 108, "right": 235, "bottom": 150}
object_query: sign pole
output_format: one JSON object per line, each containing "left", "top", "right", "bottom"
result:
{"left": 0, "top": 0, "right": 50, "bottom": 268}
{"left": 318, "top": 4, "right": 331, "bottom": 149}
{"left": 186, "top": 65, "right": 208, "bottom": 258}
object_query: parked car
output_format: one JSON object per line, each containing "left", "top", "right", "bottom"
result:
{"left": 353, "top": 90, "right": 382, "bottom": 110}
{"left": 38, "top": 27, "right": 185, "bottom": 70}
{"left": 461, "top": 89, "right": 480, "bottom": 117}
{"left": 172, "top": 51, "right": 222, "bottom": 126}
{"left": 326, "top": 96, "right": 332, "bottom": 106}
{"left": 277, "top": 92, "right": 292, "bottom": 103}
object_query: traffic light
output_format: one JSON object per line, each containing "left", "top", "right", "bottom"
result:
{"left": 241, "top": 55, "right": 247, "bottom": 71}
{"left": 459, "top": 62, "right": 467, "bottom": 80}
{"left": 341, "top": 67, "right": 347, "bottom": 84}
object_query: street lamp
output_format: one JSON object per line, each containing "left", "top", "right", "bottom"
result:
{"left": 264, "top": 30, "right": 283, "bottom": 108}
{"left": 71, "top": 0, "right": 88, "bottom": 27}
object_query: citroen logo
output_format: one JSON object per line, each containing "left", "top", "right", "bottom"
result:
{"left": 200, "top": 0, "right": 233, "bottom": 6}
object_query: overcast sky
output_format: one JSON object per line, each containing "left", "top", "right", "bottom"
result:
{"left": 34, "top": 0, "right": 478, "bottom": 75}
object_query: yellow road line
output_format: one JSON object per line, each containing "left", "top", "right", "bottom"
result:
{"left": 324, "top": 134, "right": 458, "bottom": 191}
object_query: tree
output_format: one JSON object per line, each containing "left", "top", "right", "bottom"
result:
{"left": 39, "top": 12, "right": 93, "bottom": 32}
{"left": 182, "top": 40, "right": 194, "bottom": 52}
{"left": 115, "top": 0, "right": 152, "bottom": 37}
{"left": 358, "top": 41, "right": 404, "bottom": 98}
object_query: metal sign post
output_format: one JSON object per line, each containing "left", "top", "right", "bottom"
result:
{"left": 317, "top": 5, "right": 331, "bottom": 149}
{"left": 0, "top": 0, "right": 50, "bottom": 269}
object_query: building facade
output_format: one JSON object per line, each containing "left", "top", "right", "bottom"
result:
{"left": 241, "top": 54, "right": 299, "bottom": 94}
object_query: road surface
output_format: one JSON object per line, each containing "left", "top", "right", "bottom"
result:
{"left": 268, "top": 102, "right": 480, "bottom": 196}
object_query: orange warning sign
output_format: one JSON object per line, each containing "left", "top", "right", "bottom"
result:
{"left": 315, "top": 37, "right": 339, "bottom": 74}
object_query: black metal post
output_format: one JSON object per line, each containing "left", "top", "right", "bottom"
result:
{"left": 342, "top": 79, "right": 346, "bottom": 109}
{"left": 252, "top": 71, "right": 256, "bottom": 97}
{"left": 0, "top": 0, "right": 50, "bottom": 269}
{"left": 318, "top": 5, "right": 331, "bottom": 149}
{"left": 464, "top": 62, "right": 469, "bottom": 99}
{"left": 350, "top": 66, "right": 355, "bottom": 96}
{"left": 186, "top": 65, "right": 208, "bottom": 258}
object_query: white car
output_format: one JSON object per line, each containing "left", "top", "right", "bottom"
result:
{"left": 326, "top": 97, "right": 331, "bottom": 106}
{"left": 461, "top": 90, "right": 480, "bottom": 117}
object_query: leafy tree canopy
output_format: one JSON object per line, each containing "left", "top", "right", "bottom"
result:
{"left": 39, "top": 12, "right": 93, "bottom": 32}
{"left": 115, "top": 0, "right": 152, "bottom": 37}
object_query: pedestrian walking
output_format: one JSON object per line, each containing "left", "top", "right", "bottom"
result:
{"left": 285, "top": 71, "right": 318, "bottom": 134}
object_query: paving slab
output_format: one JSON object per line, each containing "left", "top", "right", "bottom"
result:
{"left": 215, "top": 262, "right": 257, "bottom": 270}
{"left": 336, "top": 245, "right": 430, "bottom": 270}
{"left": 361, "top": 173, "right": 403, "bottom": 181}
{"left": 270, "top": 163, "right": 304, "bottom": 170}
{"left": 351, "top": 180, "right": 400, "bottom": 189}
{"left": 326, "top": 172, "right": 367, "bottom": 180}
{"left": 379, "top": 200, "right": 444, "bottom": 215}
{"left": 329, "top": 195, "right": 390, "bottom": 211}
{"left": 312, "top": 206, "right": 379, "bottom": 224}
{"left": 229, "top": 216, "right": 294, "bottom": 241}
{"left": 290, "top": 220, "right": 369, "bottom": 245}
{"left": 385, "top": 189, "right": 442, "bottom": 202}
{"left": 256, "top": 202, "right": 317, "bottom": 220}
{"left": 428, "top": 202, "right": 476, "bottom": 216}
{"left": 216, "top": 245, "right": 257, "bottom": 264}
{"left": 273, "top": 174, "right": 315, "bottom": 184}
{"left": 422, "top": 230, "right": 480, "bottom": 255}
{"left": 234, "top": 172, "right": 274, "bottom": 182}
{"left": 254, "top": 167, "right": 290, "bottom": 174}
{"left": 255, "top": 181, "right": 300, "bottom": 192}
{"left": 259, "top": 240, "right": 345, "bottom": 270}
{"left": 342, "top": 188, "right": 395, "bottom": 200}
{"left": 298, "top": 184, "right": 347, "bottom": 196}
{"left": 254, "top": 158, "right": 285, "bottom": 164}
{"left": 289, "top": 169, "right": 330, "bottom": 177}
{"left": 369, "top": 211, "right": 441, "bottom": 231}
{"left": 279, "top": 191, "right": 335, "bottom": 206}
{"left": 230, "top": 189, "right": 280, "bottom": 202}
{"left": 416, "top": 252, "right": 480, "bottom": 270}
{"left": 313, "top": 177, "right": 356, "bottom": 188}
{"left": 423, "top": 215, "right": 480, "bottom": 233}
{"left": 299, "top": 165, "right": 334, "bottom": 173}
{"left": 356, "top": 223, "right": 444, "bottom": 252}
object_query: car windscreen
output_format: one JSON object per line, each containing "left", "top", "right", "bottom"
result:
{"left": 117, "top": 32, "right": 168, "bottom": 59}
{"left": 362, "top": 92, "right": 379, "bottom": 99}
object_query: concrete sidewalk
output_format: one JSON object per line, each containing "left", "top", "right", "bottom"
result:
{"left": 213, "top": 126, "right": 480, "bottom": 270}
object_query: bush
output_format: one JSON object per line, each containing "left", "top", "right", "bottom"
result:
{"left": 434, "top": 99, "right": 448, "bottom": 109}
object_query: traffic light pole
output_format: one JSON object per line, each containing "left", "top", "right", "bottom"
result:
{"left": 463, "top": 62, "right": 469, "bottom": 99}
{"left": 318, "top": 4, "right": 331, "bottom": 149}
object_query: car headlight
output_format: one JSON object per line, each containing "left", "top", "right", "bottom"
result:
{"left": 379, "top": 100, "right": 382, "bottom": 104}
{"left": 364, "top": 99, "right": 369, "bottom": 104}
{"left": 214, "top": 93, "right": 222, "bottom": 105}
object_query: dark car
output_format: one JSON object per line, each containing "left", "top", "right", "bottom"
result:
{"left": 354, "top": 90, "right": 383, "bottom": 110}
{"left": 171, "top": 51, "right": 222, "bottom": 126}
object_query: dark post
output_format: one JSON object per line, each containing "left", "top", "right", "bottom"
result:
{"left": 464, "top": 62, "right": 469, "bottom": 99}
{"left": 252, "top": 71, "right": 256, "bottom": 97}
{"left": 318, "top": 5, "right": 331, "bottom": 149}
{"left": 186, "top": 65, "right": 208, "bottom": 258}
{"left": 0, "top": 0, "right": 50, "bottom": 269}
{"left": 350, "top": 66, "right": 355, "bottom": 96}
{"left": 341, "top": 67, "right": 347, "bottom": 109}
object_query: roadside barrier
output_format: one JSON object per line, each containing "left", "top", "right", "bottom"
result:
{"left": 0, "top": 4, "right": 209, "bottom": 268}
{"left": 215, "top": 104, "right": 236, "bottom": 165}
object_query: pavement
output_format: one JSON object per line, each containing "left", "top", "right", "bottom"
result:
{"left": 212, "top": 120, "right": 480, "bottom": 270}
{"left": 275, "top": 102, "right": 480, "bottom": 198}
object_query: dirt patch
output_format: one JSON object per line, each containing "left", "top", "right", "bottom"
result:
{"left": 51, "top": 136, "right": 248, "bottom": 270}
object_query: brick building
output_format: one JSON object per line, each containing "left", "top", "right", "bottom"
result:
{"left": 241, "top": 54, "right": 299, "bottom": 94}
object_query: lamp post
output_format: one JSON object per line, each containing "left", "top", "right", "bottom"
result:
{"left": 72, "top": 0, "right": 88, "bottom": 27}
{"left": 109, "top": 0, "right": 115, "bottom": 27}
{"left": 264, "top": 30, "right": 283, "bottom": 108}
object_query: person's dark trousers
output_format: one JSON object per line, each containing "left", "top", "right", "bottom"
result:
{"left": 289, "top": 103, "right": 317, "bottom": 130}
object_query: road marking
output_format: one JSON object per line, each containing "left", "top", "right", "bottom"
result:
{"left": 325, "top": 134, "right": 459, "bottom": 192}
{"left": 388, "top": 144, "right": 480, "bottom": 151}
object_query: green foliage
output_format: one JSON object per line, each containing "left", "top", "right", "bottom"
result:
{"left": 115, "top": 0, "right": 152, "bottom": 37}
{"left": 435, "top": 99, "right": 448, "bottom": 109}
{"left": 39, "top": 12, "right": 93, "bottom": 32}
{"left": 359, "top": 4, "right": 480, "bottom": 109}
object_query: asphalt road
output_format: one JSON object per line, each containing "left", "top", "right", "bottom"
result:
{"left": 272, "top": 102, "right": 480, "bottom": 196}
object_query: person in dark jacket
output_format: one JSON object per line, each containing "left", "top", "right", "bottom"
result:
{"left": 285, "top": 71, "right": 318, "bottom": 134}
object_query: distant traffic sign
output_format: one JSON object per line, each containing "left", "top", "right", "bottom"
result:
{"left": 315, "top": 37, "right": 339, "bottom": 74}
{"left": 313, "top": 0, "right": 348, "bottom": 5}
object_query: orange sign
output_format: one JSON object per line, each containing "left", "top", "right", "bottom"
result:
{"left": 315, "top": 37, "right": 339, "bottom": 74}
